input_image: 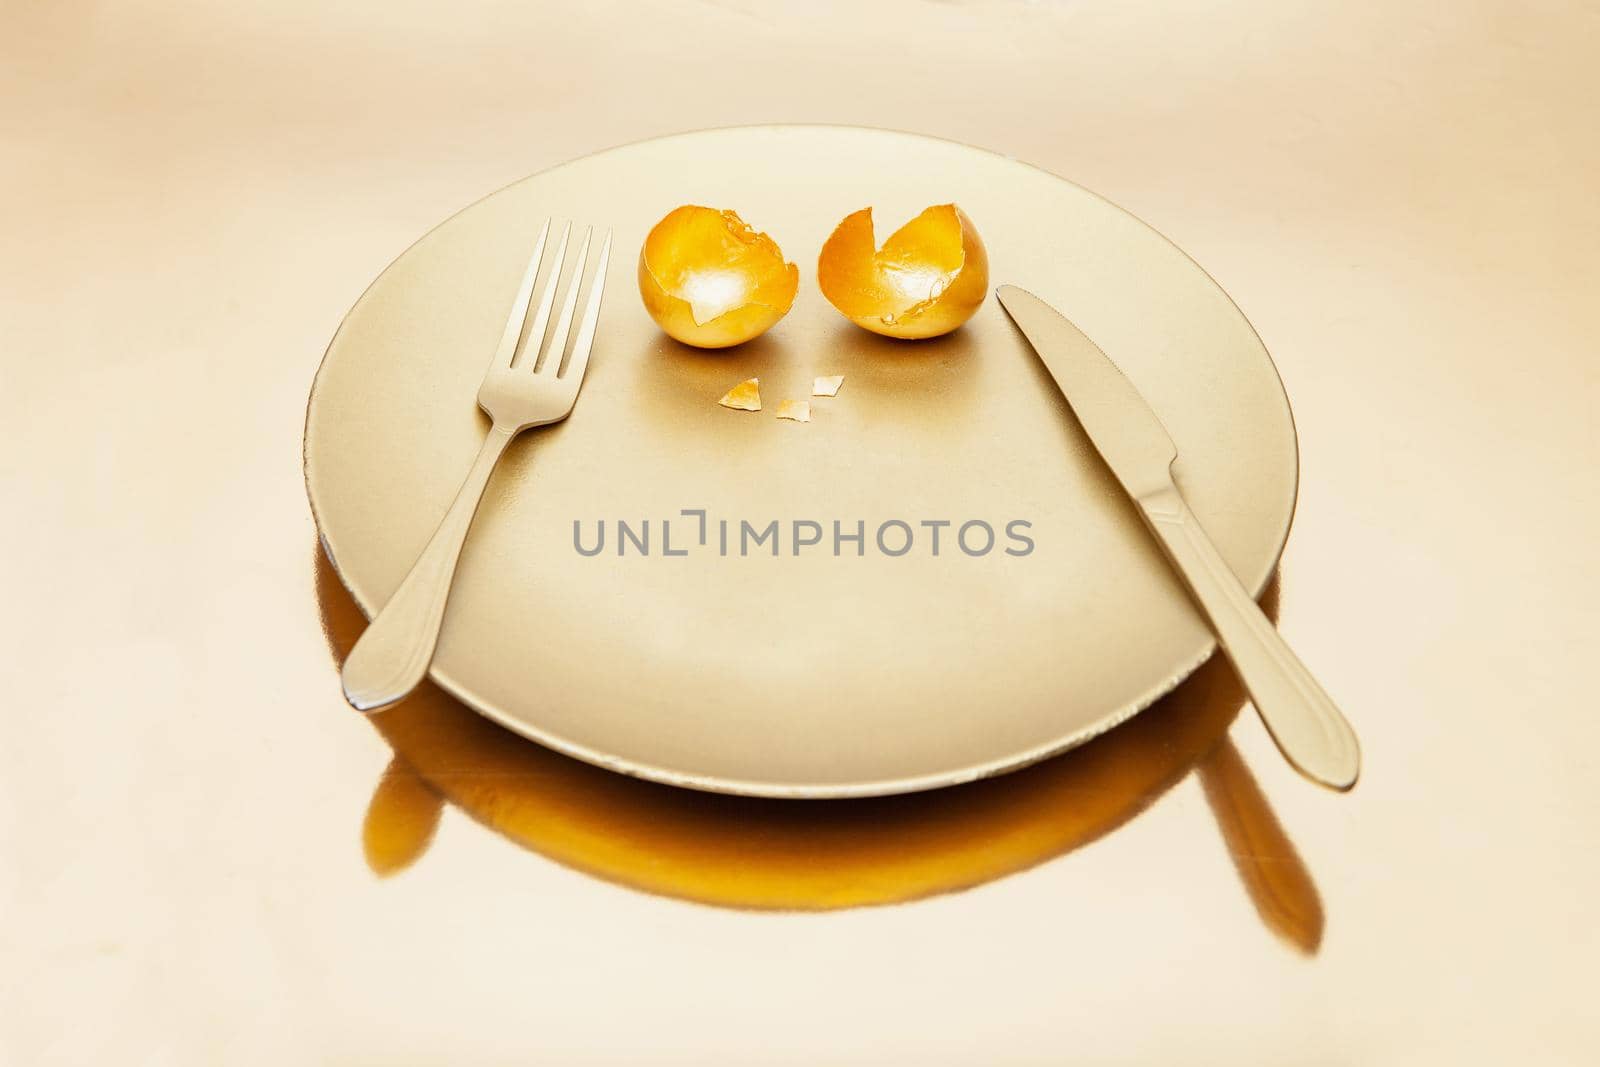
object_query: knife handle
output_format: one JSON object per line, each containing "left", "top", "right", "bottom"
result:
{"left": 1137, "top": 480, "right": 1361, "bottom": 791}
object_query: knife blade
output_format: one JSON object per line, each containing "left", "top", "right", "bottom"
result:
{"left": 997, "top": 284, "right": 1360, "bottom": 791}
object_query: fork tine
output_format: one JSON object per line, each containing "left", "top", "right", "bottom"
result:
{"left": 517, "top": 221, "right": 571, "bottom": 370}
{"left": 559, "top": 229, "right": 611, "bottom": 385}
{"left": 537, "top": 226, "right": 592, "bottom": 375}
{"left": 490, "top": 219, "right": 550, "bottom": 369}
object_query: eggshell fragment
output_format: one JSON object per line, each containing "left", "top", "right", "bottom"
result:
{"left": 639, "top": 206, "right": 799, "bottom": 348}
{"left": 812, "top": 375, "right": 844, "bottom": 397}
{"left": 817, "top": 204, "right": 988, "bottom": 339}
{"left": 718, "top": 377, "right": 762, "bottom": 411}
{"left": 775, "top": 399, "right": 811, "bottom": 423}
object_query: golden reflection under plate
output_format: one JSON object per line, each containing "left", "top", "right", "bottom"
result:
{"left": 316, "top": 546, "right": 1320, "bottom": 949}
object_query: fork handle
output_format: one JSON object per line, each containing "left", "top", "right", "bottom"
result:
{"left": 341, "top": 423, "right": 516, "bottom": 711}
{"left": 1136, "top": 480, "right": 1361, "bottom": 791}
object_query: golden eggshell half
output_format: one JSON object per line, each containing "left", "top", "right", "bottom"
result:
{"left": 638, "top": 205, "right": 799, "bottom": 349}
{"left": 817, "top": 204, "right": 989, "bottom": 339}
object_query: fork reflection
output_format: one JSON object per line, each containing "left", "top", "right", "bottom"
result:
{"left": 317, "top": 545, "right": 1321, "bottom": 948}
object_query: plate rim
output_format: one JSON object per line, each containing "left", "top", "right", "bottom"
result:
{"left": 303, "top": 122, "right": 1299, "bottom": 799}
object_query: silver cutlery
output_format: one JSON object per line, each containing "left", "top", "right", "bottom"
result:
{"left": 342, "top": 220, "right": 612, "bottom": 712}
{"left": 997, "top": 284, "right": 1360, "bottom": 790}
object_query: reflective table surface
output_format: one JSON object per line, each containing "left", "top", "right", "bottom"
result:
{"left": 4, "top": 2, "right": 1597, "bottom": 1063}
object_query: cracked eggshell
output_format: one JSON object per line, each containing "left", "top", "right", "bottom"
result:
{"left": 718, "top": 377, "right": 762, "bottom": 411}
{"left": 638, "top": 206, "right": 799, "bottom": 349}
{"left": 817, "top": 204, "right": 988, "bottom": 339}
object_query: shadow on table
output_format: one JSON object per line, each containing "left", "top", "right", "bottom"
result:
{"left": 315, "top": 545, "right": 1322, "bottom": 951}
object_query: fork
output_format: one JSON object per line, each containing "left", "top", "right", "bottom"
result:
{"left": 341, "top": 219, "right": 612, "bottom": 712}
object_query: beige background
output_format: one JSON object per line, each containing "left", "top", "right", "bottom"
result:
{"left": 3, "top": 1, "right": 1597, "bottom": 1064}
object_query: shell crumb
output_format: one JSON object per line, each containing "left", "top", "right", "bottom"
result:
{"left": 718, "top": 377, "right": 761, "bottom": 411}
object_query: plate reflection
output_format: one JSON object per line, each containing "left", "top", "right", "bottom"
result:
{"left": 316, "top": 546, "right": 1321, "bottom": 950}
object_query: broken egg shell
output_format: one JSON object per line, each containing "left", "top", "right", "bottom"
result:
{"left": 812, "top": 375, "right": 844, "bottom": 397}
{"left": 718, "top": 377, "right": 762, "bottom": 411}
{"left": 639, "top": 206, "right": 799, "bottom": 349}
{"left": 816, "top": 204, "right": 988, "bottom": 340}
{"left": 775, "top": 399, "right": 811, "bottom": 423}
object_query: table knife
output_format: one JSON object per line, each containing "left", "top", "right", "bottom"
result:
{"left": 997, "top": 284, "right": 1360, "bottom": 791}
